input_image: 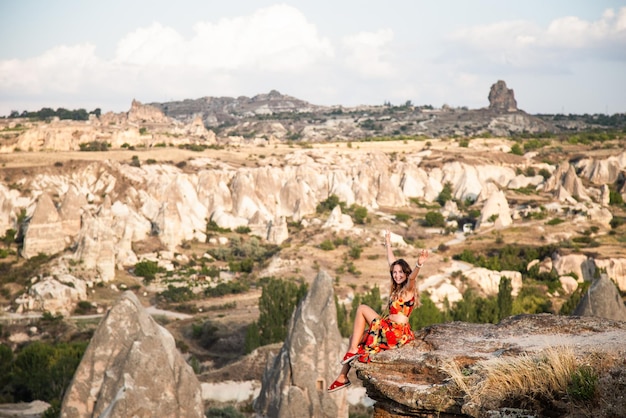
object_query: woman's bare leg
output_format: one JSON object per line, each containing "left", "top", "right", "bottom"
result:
{"left": 347, "top": 304, "right": 379, "bottom": 353}
{"left": 331, "top": 304, "right": 379, "bottom": 385}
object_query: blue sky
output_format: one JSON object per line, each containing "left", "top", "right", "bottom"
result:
{"left": 1, "top": 0, "right": 625, "bottom": 116}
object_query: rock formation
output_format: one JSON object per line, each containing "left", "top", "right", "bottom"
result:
{"left": 488, "top": 80, "right": 518, "bottom": 112}
{"left": 73, "top": 196, "right": 116, "bottom": 282}
{"left": 14, "top": 273, "right": 86, "bottom": 316}
{"left": 254, "top": 270, "right": 349, "bottom": 418}
{"left": 127, "top": 99, "right": 170, "bottom": 124}
{"left": 21, "top": 192, "right": 66, "bottom": 259}
{"left": 544, "top": 161, "right": 589, "bottom": 201}
{"left": 474, "top": 189, "right": 512, "bottom": 230}
{"left": 351, "top": 314, "right": 626, "bottom": 417}
{"left": 58, "top": 184, "right": 87, "bottom": 237}
{"left": 573, "top": 275, "right": 626, "bottom": 322}
{"left": 61, "top": 291, "right": 203, "bottom": 418}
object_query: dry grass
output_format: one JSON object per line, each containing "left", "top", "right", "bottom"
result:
{"left": 441, "top": 346, "right": 584, "bottom": 409}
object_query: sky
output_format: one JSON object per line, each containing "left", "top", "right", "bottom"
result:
{"left": 1, "top": 0, "right": 625, "bottom": 117}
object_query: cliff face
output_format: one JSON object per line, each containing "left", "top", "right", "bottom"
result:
{"left": 351, "top": 314, "right": 626, "bottom": 417}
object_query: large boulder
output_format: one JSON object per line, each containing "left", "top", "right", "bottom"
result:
{"left": 61, "top": 291, "right": 203, "bottom": 418}
{"left": 573, "top": 275, "right": 626, "bottom": 322}
{"left": 351, "top": 314, "right": 626, "bottom": 417}
{"left": 14, "top": 274, "right": 86, "bottom": 316}
{"left": 254, "top": 270, "right": 348, "bottom": 418}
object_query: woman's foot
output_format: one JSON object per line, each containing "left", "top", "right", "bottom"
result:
{"left": 340, "top": 351, "right": 358, "bottom": 365}
{"left": 327, "top": 378, "right": 351, "bottom": 392}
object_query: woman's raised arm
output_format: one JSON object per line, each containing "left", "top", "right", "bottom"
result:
{"left": 407, "top": 249, "right": 429, "bottom": 292}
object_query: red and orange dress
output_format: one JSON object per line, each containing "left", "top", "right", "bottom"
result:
{"left": 355, "top": 295, "right": 416, "bottom": 362}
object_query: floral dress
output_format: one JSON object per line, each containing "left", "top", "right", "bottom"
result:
{"left": 356, "top": 295, "right": 416, "bottom": 362}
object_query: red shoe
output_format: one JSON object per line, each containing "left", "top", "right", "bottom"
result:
{"left": 327, "top": 379, "right": 351, "bottom": 392}
{"left": 340, "top": 351, "right": 358, "bottom": 365}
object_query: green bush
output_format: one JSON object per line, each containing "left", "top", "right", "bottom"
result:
{"left": 316, "top": 194, "right": 344, "bottom": 214}
{"left": 133, "top": 260, "right": 163, "bottom": 282}
{"left": 510, "top": 143, "right": 523, "bottom": 155}
{"left": 351, "top": 205, "right": 368, "bottom": 224}
{"left": 319, "top": 239, "right": 335, "bottom": 251}
{"left": 159, "top": 285, "right": 194, "bottom": 303}
{"left": 567, "top": 366, "right": 598, "bottom": 401}
{"left": 73, "top": 300, "right": 95, "bottom": 315}
{"left": 204, "top": 281, "right": 248, "bottom": 297}
{"left": 348, "top": 245, "right": 362, "bottom": 260}
{"left": 424, "top": 211, "right": 445, "bottom": 227}
{"left": 394, "top": 212, "right": 411, "bottom": 223}
{"left": 79, "top": 141, "right": 110, "bottom": 151}
{"left": 436, "top": 182, "right": 453, "bottom": 206}
{"left": 235, "top": 226, "right": 251, "bottom": 234}
{"left": 204, "top": 405, "right": 245, "bottom": 418}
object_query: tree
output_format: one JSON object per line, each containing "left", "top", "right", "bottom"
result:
{"left": 2, "top": 229, "right": 16, "bottom": 248}
{"left": 424, "top": 211, "right": 445, "bottom": 227}
{"left": 352, "top": 205, "right": 368, "bottom": 224}
{"left": 256, "top": 277, "right": 308, "bottom": 346}
{"left": 497, "top": 277, "right": 513, "bottom": 320}
{"left": 436, "top": 182, "right": 453, "bottom": 206}
{"left": 410, "top": 293, "right": 446, "bottom": 330}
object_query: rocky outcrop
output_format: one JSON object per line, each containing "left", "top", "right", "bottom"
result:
{"left": 127, "top": 99, "right": 170, "bottom": 124}
{"left": 14, "top": 273, "right": 86, "bottom": 316}
{"left": 351, "top": 314, "right": 626, "bottom": 417}
{"left": 323, "top": 205, "right": 354, "bottom": 231}
{"left": 254, "top": 270, "right": 348, "bottom": 418}
{"left": 573, "top": 275, "right": 626, "bottom": 321}
{"left": 61, "top": 291, "right": 203, "bottom": 418}
{"left": 595, "top": 258, "right": 626, "bottom": 292}
{"left": 474, "top": 190, "right": 512, "bottom": 230}
{"left": 73, "top": 197, "right": 116, "bottom": 282}
{"left": 58, "top": 184, "right": 86, "bottom": 237}
{"left": 544, "top": 161, "right": 589, "bottom": 201}
{"left": 488, "top": 80, "right": 517, "bottom": 112}
{"left": 577, "top": 151, "right": 626, "bottom": 185}
{"left": 21, "top": 192, "right": 66, "bottom": 259}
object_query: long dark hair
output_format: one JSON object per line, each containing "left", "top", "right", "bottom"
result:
{"left": 388, "top": 259, "right": 412, "bottom": 300}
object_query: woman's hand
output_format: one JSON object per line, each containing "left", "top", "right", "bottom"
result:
{"left": 384, "top": 230, "right": 391, "bottom": 247}
{"left": 416, "top": 249, "right": 429, "bottom": 267}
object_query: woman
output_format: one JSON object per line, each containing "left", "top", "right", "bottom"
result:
{"left": 328, "top": 230, "right": 428, "bottom": 393}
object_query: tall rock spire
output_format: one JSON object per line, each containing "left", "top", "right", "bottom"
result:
{"left": 254, "top": 270, "right": 349, "bottom": 418}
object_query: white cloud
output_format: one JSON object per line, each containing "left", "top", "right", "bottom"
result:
{"left": 111, "top": 4, "right": 333, "bottom": 72}
{"left": 445, "top": 6, "right": 626, "bottom": 72}
{"left": 0, "top": 4, "right": 336, "bottom": 113}
{"left": 114, "top": 22, "right": 185, "bottom": 66}
{"left": 341, "top": 29, "right": 395, "bottom": 78}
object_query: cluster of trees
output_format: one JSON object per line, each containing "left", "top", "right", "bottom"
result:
{"left": 0, "top": 339, "right": 87, "bottom": 417}
{"left": 8, "top": 107, "right": 101, "bottom": 121}
{"left": 244, "top": 277, "right": 308, "bottom": 353}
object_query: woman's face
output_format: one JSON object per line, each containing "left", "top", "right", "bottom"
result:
{"left": 392, "top": 264, "right": 407, "bottom": 285}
